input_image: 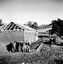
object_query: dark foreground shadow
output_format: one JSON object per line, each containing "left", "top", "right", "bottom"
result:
{"left": 48, "top": 58, "right": 63, "bottom": 64}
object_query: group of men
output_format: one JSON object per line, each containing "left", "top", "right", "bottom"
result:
{"left": 6, "top": 41, "right": 30, "bottom": 53}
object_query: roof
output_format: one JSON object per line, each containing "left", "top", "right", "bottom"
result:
{"left": 19, "top": 24, "right": 35, "bottom": 31}
{"left": 12, "top": 22, "right": 35, "bottom": 31}
{"left": 0, "top": 24, "right": 7, "bottom": 31}
{"left": 1, "top": 22, "right": 35, "bottom": 31}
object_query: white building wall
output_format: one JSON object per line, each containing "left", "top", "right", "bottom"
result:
{"left": 24, "top": 29, "right": 38, "bottom": 44}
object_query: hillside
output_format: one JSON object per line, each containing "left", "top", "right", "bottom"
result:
{"left": 39, "top": 24, "right": 52, "bottom": 29}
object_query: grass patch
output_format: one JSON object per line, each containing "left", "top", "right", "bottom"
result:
{"left": 0, "top": 43, "right": 63, "bottom": 64}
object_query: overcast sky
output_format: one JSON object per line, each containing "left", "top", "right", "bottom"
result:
{"left": 0, "top": 0, "right": 63, "bottom": 25}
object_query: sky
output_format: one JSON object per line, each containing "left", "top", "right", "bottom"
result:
{"left": 0, "top": 0, "right": 63, "bottom": 25}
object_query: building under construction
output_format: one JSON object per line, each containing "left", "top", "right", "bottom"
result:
{"left": 0, "top": 22, "right": 38, "bottom": 44}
